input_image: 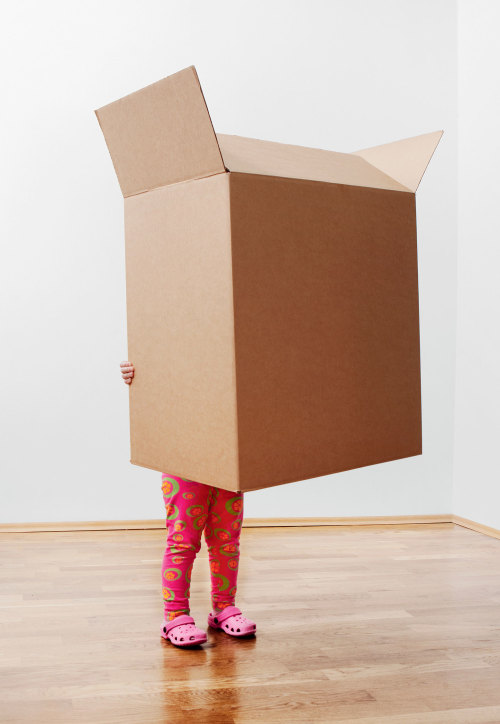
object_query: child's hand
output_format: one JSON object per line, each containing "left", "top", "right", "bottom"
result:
{"left": 120, "top": 361, "right": 134, "bottom": 385}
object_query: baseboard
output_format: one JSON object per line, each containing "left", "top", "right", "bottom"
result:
{"left": 2, "top": 515, "right": 498, "bottom": 540}
{"left": 243, "top": 515, "right": 452, "bottom": 527}
{"left": 451, "top": 514, "right": 500, "bottom": 541}
{"left": 0, "top": 514, "right": 453, "bottom": 534}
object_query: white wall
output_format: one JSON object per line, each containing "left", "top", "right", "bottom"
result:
{"left": 0, "top": 0, "right": 457, "bottom": 523}
{"left": 453, "top": 1, "right": 500, "bottom": 529}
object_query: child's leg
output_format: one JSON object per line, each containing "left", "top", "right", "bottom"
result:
{"left": 203, "top": 487, "right": 244, "bottom": 613}
{"left": 161, "top": 473, "right": 211, "bottom": 622}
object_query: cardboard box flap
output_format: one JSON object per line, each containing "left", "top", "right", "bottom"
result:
{"left": 95, "top": 66, "right": 225, "bottom": 197}
{"left": 352, "top": 130, "right": 444, "bottom": 193}
{"left": 216, "top": 134, "right": 409, "bottom": 192}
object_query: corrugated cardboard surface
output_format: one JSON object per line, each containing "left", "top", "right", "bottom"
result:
{"left": 352, "top": 130, "right": 443, "bottom": 192}
{"left": 229, "top": 173, "right": 421, "bottom": 491}
{"left": 124, "top": 173, "right": 239, "bottom": 490}
{"left": 95, "top": 66, "right": 225, "bottom": 197}
{"left": 94, "top": 65, "right": 440, "bottom": 493}
{"left": 217, "top": 133, "right": 410, "bottom": 192}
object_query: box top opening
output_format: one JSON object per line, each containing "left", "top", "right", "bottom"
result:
{"left": 95, "top": 65, "right": 443, "bottom": 197}
{"left": 216, "top": 134, "right": 410, "bottom": 192}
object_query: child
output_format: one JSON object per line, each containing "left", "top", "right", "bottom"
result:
{"left": 120, "top": 361, "right": 257, "bottom": 648}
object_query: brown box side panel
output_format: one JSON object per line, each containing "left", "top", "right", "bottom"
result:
{"left": 124, "top": 173, "right": 239, "bottom": 490}
{"left": 229, "top": 173, "right": 421, "bottom": 491}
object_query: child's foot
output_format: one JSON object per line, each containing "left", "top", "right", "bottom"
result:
{"left": 208, "top": 605, "right": 257, "bottom": 637}
{"left": 161, "top": 614, "right": 207, "bottom": 647}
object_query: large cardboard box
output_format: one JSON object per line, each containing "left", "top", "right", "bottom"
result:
{"left": 95, "top": 65, "right": 443, "bottom": 493}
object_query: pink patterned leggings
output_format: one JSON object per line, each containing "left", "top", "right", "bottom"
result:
{"left": 161, "top": 473, "right": 244, "bottom": 623}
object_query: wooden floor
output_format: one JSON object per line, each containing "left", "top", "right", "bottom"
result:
{"left": 1, "top": 523, "right": 500, "bottom": 723}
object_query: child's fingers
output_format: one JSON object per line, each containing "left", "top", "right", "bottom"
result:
{"left": 119, "top": 361, "right": 134, "bottom": 384}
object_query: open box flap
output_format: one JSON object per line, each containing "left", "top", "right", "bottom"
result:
{"left": 352, "top": 130, "right": 444, "bottom": 193}
{"left": 95, "top": 66, "right": 225, "bottom": 197}
{"left": 216, "top": 134, "right": 410, "bottom": 192}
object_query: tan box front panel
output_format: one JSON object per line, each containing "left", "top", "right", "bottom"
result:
{"left": 124, "top": 173, "right": 240, "bottom": 490}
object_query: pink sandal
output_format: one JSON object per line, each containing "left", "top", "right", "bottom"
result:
{"left": 207, "top": 605, "right": 257, "bottom": 637}
{"left": 161, "top": 614, "right": 207, "bottom": 647}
